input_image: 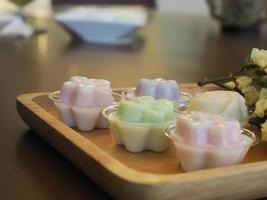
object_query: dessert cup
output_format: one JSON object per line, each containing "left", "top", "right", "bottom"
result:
{"left": 49, "top": 91, "right": 123, "bottom": 131}
{"left": 187, "top": 90, "right": 248, "bottom": 125}
{"left": 103, "top": 105, "right": 175, "bottom": 153}
{"left": 165, "top": 120, "right": 258, "bottom": 172}
{"left": 122, "top": 88, "right": 192, "bottom": 111}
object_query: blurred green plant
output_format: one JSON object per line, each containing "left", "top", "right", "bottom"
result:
{"left": 10, "top": 0, "right": 33, "bottom": 6}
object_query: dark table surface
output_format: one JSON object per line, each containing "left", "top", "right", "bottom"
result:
{"left": 1, "top": 13, "right": 267, "bottom": 200}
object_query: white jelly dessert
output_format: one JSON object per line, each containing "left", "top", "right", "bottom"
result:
{"left": 187, "top": 90, "right": 248, "bottom": 124}
{"left": 49, "top": 76, "right": 121, "bottom": 131}
{"left": 165, "top": 111, "right": 256, "bottom": 172}
{"left": 103, "top": 96, "right": 176, "bottom": 153}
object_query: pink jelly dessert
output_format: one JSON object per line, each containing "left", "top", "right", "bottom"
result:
{"left": 136, "top": 78, "right": 180, "bottom": 101}
{"left": 51, "top": 76, "right": 115, "bottom": 131}
{"left": 166, "top": 111, "right": 256, "bottom": 172}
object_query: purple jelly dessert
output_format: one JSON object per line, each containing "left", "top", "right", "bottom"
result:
{"left": 136, "top": 78, "right": 180, "bottom": 101}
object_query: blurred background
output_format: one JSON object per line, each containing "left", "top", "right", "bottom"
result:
{"left": 10, "top": 0, "right": 209, "bottom": 14}
{"left": 157, "top": 0, "right": 208, "bottom": 15}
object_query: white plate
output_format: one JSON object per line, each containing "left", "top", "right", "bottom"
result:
{"left": 55, "top": 6, "right": 148, "bottom": 44}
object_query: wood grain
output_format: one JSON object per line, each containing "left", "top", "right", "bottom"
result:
{"left": 16, "top": 84, "right": 267, "bottom": 200}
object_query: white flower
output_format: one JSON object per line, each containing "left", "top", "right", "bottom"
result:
{"left": 236, "top": 76, "right": 252, "bottom": 90}
{"left": 250, "top": 48, "right": 267, "bottom": 69}
{"left": 241, "top": 85, "right": 259, "bottom": 106}
{"left": 254, "top": 99, "right": 267, "bottom": 118}
{"left": 225, "top": 81, "right": 236, "bottom": 89}
{"left": 261, "top": 120, "right": 267, "bottom": 142}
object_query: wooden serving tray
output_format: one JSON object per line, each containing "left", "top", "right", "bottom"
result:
{"left": 16, "top": 84, "right": 267, "bottom": 200}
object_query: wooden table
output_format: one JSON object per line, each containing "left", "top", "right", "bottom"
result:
{"left": 1, "top": 13, "right": 267, "bottom": 200}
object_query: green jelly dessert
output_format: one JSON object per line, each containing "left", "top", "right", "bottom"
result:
{"left": 116, "top": 96, "right": 175, "bottom": 124}
{"left": 104, "top": 96, "right": 176, "bottom": 152}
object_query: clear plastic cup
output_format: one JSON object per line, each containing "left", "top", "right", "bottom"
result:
{"left": 103, "top": 105, "right": 175, "bottom": 153}
{"left": 121, "top": 87, "right": 192, "bottom": 112}
{"left": 165, "top": 123, "right": 259, "bottom": 172}
{"left": 48, "top": 91, "right": 123, "bottom": 131}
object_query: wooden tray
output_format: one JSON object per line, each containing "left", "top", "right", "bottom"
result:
{"left": 16, "top": 84, "right": 267, "bottom": 200}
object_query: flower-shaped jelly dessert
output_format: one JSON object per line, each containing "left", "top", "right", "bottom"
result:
{"left": 165, "top": 111, "right": 258, "bottom": 172}
{"left": 187, "top": 90, "right": 248, "bottom": 125}
{"left": 49, "top": 76, "right": 122, "bottom": 131}
{"left": 103, "top": 96, "right": 176, "bottom": 153}
{"left": 122, "top": 78, "right": 192, "bottom": 109}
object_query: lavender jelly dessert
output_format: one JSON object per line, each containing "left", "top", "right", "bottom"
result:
{"left": 136, "top": 78, "right": 180, "bottom": 101}
{"left": 122, "top": 78, "right": 192, "bottom": 110}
